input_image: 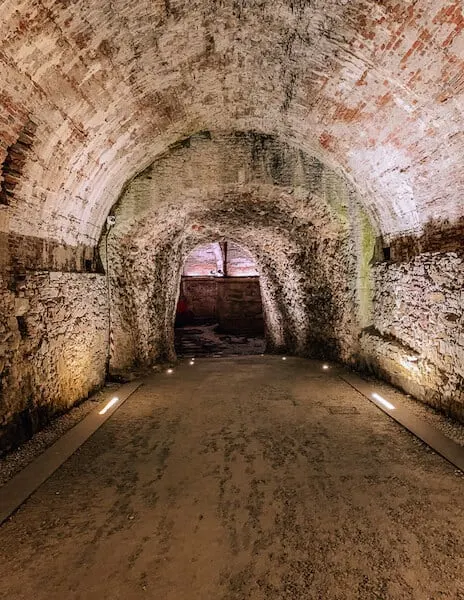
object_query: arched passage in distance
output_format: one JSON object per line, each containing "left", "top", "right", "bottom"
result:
{"left": 175, "top": 240, "right": 266, "bottom": 357}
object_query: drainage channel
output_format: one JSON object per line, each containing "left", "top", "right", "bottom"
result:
{"left": 0, "top": 381, "right": 142, "bottom": 526}
{"left": 340, "top": 371, "right": 464, "bottom": 473}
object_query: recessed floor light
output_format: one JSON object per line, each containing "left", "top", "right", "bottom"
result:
{"left": 167, "top": 368, "right": 174, "bottom": 374}
{"left": 99, "top": 397, "right": 119, "bottom": 415}
{"left": 372, "top": 392, "right": 395, "bottom": 410}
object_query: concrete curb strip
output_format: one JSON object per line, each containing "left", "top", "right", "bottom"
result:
{"left": 340, "top": 371, "right": 464, "bottom": 473}
{"left": 0, "top": 381, "right": 142, "bottom": 526}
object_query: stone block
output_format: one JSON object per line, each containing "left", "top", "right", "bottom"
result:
{"left": 14, "top": 297, "right": 29, "bottom": 316}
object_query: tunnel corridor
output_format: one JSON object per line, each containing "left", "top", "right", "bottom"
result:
{"left": 1, "top": 0, "right": 464, "bottom": 597}
{"left": 175, "top": 241, "right": 266, "bottom": 357}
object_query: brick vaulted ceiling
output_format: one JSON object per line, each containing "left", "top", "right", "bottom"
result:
{"left": 1, "top": 0, "right": 464, "bottom": 245}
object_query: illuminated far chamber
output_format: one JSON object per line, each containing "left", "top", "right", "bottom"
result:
{"left": 99, "top": 397, "right": 120, "bottom": 415}
{"left": 371, "top": 393, "right": 395, "bottom": 411}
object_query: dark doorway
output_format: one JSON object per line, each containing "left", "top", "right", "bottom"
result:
{"left": 175, "top": 241, "right": 265, "bottom": 357}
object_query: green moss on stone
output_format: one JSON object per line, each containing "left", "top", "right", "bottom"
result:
{"left": 358, "top": 208, "right": 375, "bottom": 327}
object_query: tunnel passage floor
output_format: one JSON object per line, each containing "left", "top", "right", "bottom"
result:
{"left": 174, "top": 322, "right": 266, "bottom": 357}
{"left": 0, "top": 357, "right": 463, "bottom": 600}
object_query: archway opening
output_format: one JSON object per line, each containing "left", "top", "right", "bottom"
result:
{"left": 175, "top": 241, "right": 266, "bottom": 357}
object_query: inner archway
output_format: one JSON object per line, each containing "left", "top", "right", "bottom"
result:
{"left": 175, "top": 241, "right": 265, "bottom": 357}
{"left": 102, "top": 131, "right": 373, "bottom": 376}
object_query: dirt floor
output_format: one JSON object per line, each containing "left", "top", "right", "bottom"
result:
{"left": 175, "top": 322, "right": 265, "bottom": 356}
{"left": 0, "top": 356, "right": 463, "bottom": 600}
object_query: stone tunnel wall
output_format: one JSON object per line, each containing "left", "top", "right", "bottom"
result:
{"left": 360, "top": 251, "right": 464, "bottom": 421}
{"left": 0, "top": 235, "right": 108, "bottom": 453}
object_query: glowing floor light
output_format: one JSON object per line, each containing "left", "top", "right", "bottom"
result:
{"left": 322, "top": 364, "right": 329, "bottom": 370}
{"left": 189, "top": 360, "right": 195, "bottom": 366}
{"left": 167, "top": 368, "right": 174, "bottom": 374}
{"left": 99, "top": 397, "right": 120, "bottom": 415}
{"left": 372, "top": 393, "right": 395, "bottom": 411}
{"left": 282, "top": 356, "right": 287, "bottom": 361}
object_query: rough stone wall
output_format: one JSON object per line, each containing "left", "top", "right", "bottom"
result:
{"left": 180, "top": 276, "right": 264, "bottom": 334}
{"left": 0, "top": 231, "right": 101, "bottom": 274}
{"left": 360, "top": 251, "right": 464, "bottom": 420}
{"left": 0, "top": 268, "right": 108, "bottom": 453}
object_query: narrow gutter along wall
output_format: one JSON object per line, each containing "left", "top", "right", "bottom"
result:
{"left": 0, "top": 235, "right": 108, "bottom": 453}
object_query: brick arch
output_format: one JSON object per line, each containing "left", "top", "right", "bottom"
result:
{"left": 1, "top": 1, "right": 464, "bottom": 247}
